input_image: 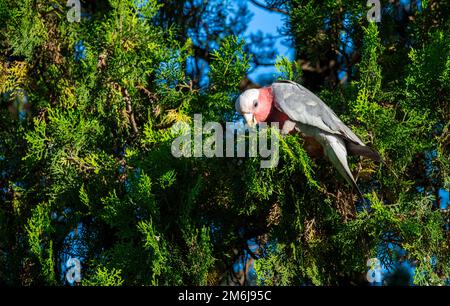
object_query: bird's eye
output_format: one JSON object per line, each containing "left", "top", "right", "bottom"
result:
{"left": 253, "top": 100, "right": 258, "bottom": 108}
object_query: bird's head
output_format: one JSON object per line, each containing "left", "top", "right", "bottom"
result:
{"left": 235, "top": 87, "right": 273, "bottom": 127}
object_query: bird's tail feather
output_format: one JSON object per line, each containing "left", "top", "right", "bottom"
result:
{"left": 324, "top": 136, "right": 364, "bottom": 199}
{"left": 346, "top": 142, "right": 380, "bottom": 162}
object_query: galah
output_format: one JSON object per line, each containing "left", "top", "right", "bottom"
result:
{"left": 235, "top": 80, "right": 380, "bottom": 197}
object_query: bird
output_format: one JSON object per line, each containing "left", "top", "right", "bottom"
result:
{"left": 235, "top": 80, "right": 380, "bottom": 198}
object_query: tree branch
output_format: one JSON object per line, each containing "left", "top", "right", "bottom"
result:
{"left": 66, "top": 156, "right": 96, "bottom": 172}
{"left": 249, "top": 0, "right": 288, "bottom": 15}
{"left": 123, "top": 88, "right": 138, "bottom": 134}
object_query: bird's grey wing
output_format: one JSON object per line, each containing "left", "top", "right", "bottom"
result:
{"left": 320, "top": 133, "right": 364, "bottom": 198}
{"left": 272, "top": 81, "right": 364, "bottom": 145}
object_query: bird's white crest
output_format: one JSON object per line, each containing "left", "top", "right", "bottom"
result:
{"left": 235, "top": 89, "right": 259, "bottom": 114}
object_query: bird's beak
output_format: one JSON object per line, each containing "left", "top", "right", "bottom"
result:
{"left": 243, "top": 113, "right": 257, "bottom": 128}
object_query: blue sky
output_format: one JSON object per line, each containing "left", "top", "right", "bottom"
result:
{"left": 245, "top": 2, "right": 294, "bottom": 83}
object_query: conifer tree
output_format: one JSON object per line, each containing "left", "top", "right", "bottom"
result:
{"left": 0, "top": 0, "right": 449, "bottom": 286}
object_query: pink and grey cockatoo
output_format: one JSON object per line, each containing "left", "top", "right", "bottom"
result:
{"left": 235, "top": 80, "right": 379, "bottom": 197}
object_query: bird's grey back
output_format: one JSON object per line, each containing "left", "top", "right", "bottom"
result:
{"left": 271, "top": 80, "right": 364, "bottom": 145}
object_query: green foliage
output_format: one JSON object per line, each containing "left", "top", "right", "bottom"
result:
{"left": 25, "top": 202, "right": 56, "bottom": 284}
{"left": 275, "top": 56, "right": 302, "bottom": 83}
{"left": 206, "top": 36, "right": 251, "bottom": 120}
{"left": 278, "top": 133, "right": 319, "bottom": 189}
{"left": 137, "top": 219, "right": 167, "bottom": 285}
{"left": 355, "top": 23, "right": 384, "bottom": 98}
{"left": 6, "top": 0, "right": 48, "bottom": 60}
{"left": 82, "top": 267, "right": 124, "bottom": 286}
{"left": 254, "top": 243, "right": 299, "bottom": 286}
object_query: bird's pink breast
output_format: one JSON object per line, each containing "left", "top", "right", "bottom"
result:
{"left": 258, "top": 86, "right": 290, "bottom": 128}
{"left": 260, "top": 86, "right": 324, "bottom": 157}
{"left": 266, "top": 106, "right": 290, "bottom": 127}
{"left": 254, "top": 87, "right": 273, "bottom": 123}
